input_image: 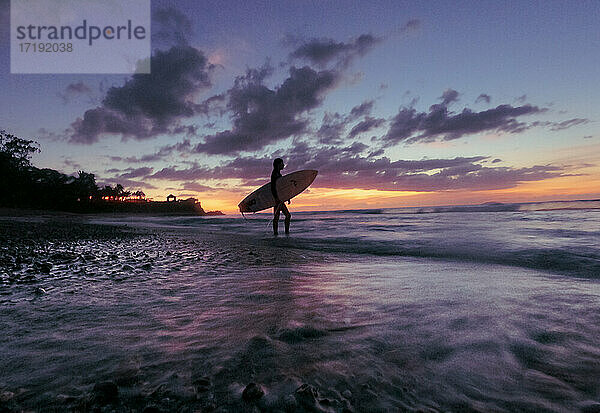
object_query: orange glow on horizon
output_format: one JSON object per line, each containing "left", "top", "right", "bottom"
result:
{"left": 142, "top": 168, "right": 600, "bottom": 214}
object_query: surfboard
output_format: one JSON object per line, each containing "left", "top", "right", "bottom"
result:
{"left": 238, "top": 170, "right": 318, "bottom": 213}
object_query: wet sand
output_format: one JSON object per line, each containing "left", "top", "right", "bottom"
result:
{"left": 2, "top": 214, "right": 600, "bottom": 412}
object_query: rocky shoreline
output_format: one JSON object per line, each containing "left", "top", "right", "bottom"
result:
{"left": 0, "top": 217, "right": 382, "bottom": 413}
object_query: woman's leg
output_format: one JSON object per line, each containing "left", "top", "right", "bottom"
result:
{"left": 273, "top": 204, "right": 282, "bottom": 235}
{"left": 280, "top": 203, "right": 291, "bottom": 234}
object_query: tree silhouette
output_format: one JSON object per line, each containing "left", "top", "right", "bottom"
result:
{"left": 0, "top": 130, "right": 39, "bottom": 171}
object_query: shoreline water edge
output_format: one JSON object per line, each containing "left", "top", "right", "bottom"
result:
{"left": 1, "top": 203, "right": 600, "bottom": 412}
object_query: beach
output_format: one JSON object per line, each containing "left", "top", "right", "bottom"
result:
{"left": 1, "top": 204, "right": 600, "bottom": 412}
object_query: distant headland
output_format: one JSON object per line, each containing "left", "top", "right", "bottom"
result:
{"left": 0, "top": 130, "right": 223, "bottom": 216}
{"left": 89, "top": 193, "right": 224, "bottom": 215}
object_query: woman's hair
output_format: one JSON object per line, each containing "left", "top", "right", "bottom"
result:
{"left": 273, "top": 158, "right": 284, "bottom": 167}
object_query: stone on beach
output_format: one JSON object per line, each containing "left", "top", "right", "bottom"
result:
{"left": 92, "top": 381, "right": 119, "bottom": 405}
{"left": 38, "top": 261, "right": 52, "bottom": 273}
{"left": 193, "top": 376, "right": 212, "bottom": 393}
{"left": 0, "top": 390, "right": 15, "bottom": 402}
{"left": 295, "top": 383, "right": 326, "bottom": 411}
{"left": 142, "top": 405, "right": 162, "bottom": 413}
{"left": 242, "top": 382, "right": 264, "bottom": 402}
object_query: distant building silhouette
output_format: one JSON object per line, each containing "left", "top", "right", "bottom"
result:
{"left": 166, "top": 194, "right": 177, "bottom": 202}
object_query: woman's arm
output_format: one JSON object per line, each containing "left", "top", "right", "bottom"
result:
{"left": 270, "top": 173, "right": 281, "bottom": 203}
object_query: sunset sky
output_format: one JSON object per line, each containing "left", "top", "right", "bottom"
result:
{"left": 1, "top": 0, "right": 598, "bottom": 213}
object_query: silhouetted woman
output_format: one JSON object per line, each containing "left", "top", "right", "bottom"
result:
{"left": 271, "top": 158, "right": 291, "bottom": 235}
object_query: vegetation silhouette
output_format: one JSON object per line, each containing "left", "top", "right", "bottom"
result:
{"left": 0, "top": 130, "right": 219, "bottom": 215}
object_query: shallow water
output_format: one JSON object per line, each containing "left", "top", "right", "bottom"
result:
{"left": 1, "top": 204, "right": 600, "bottom": 411}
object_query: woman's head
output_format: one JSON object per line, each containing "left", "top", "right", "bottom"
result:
{"left": 273, "top": 158, "right": 284, "bottom": 170}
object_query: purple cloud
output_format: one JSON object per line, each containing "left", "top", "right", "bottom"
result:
{"left": 439, "top": 89, "right": 459, "bottom": 105}
{"left": 348, "top": 117, "right": 386, "bottom": 139}
{"left": 180, "top": 182, "right": 217, "bottom": 192}
{"left": 59, "top": 81, "right": 93, "bottom": 103}
{"left": 70, "top": 46, "right": 214, "bottom": 144}
{"left": 475, "top": 94, "right": 491, "bottom": 104}
{"left": 289, "top": 33, "right": 382, "bottom": 68}
{"left": 116, "top": 167, "right": 154, "bottom": 179}
{"left": 349, "top": 100, "right": 375, "bottom": 119}
{"left": 193, "top": 65, "right": 339, "bottom": 154}
{"left": 548, "top": 118, "right": 590, "bottom": 131}
{"left": 153, "top": 7, "right": 193, "bottom": 47}
{"left": 383, "top": 99, "right": 545, "bottom": 145}
{"left": 147, "top": 140, "right": 565, "bottom": 193}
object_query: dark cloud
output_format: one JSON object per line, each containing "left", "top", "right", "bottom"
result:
{"left": 400, "top": 19, "right": 421, "bottom": 33}
{"left": 150, "top": 165, "right": 212, "bottom": 182}
{"left": 515, "top": 94, "right": 527, "bottom": 104}
{"left": 287, "top": 20, "right": 417, "bottom": 69}
{"left": 59, "top": 81, "right": 93, "bottom": 103}
{"left": 109, "top": 140, "right": 192, "bottom": 163}
{"left": 289, "top": 33, "right": 382, "bottom": 68}
{"left": 528, "top": 118, "right": 591, "bottom": 132}
{"left": 279, "top": 144, "right": 564, "bottom": 192}
{"left": 180, "top": 182, "right": 217, "bottom": 192}
{"left": 439, "top": 89, "right": 459, "bottom": 105}
{"left": 150, "top": 143, "right": 564, "bottom": 193}
{"left": 36, "top": 127, "right": 63, "bottom": 142}
{"left": 171, "top": 125, "right": 199, "bottom": 136}
{"left": 349, "top": 100, "right": 375, "bottom": 119}
{"left": 317, "top": 112, "right": 347, "bottom": 144}
{"left": 195, "top": 94, "right": 227, "bottom": 117}
{"left": 153, "top": 7, "right": 193, "bottom": 47}
{"left": 316, "top": 100, "right": 377, "bottom": 144}
{"left": 313, "top": 164, "right": 564, "bottom": 192}
{"left": 369, "top": 148, "right": 385, "bottom": 157}
{"left": 348, "top": 117, "right": 386, "bottom": 139}
{"left": 98, "top": 178, "right": 157, "bottom": 190}
{"left": 383, "top": 97, "right": 545, "bottom": 145}
{"left": 65, "top": 81, "right": 92, "bottom": 94}
{"left": 62, "top": 158, "right": 82, "bottom": 170}
{"left": 548, "top": 118, "right": 590, "bottom": 131}
{"left": 70, "top": 46, "right": 213, "bottom": 144}
{"left": 193, "top": 65, "right": 339, "bottom": 154}
{"left": 584, "top": 135, "right": 594, "bottom": 139}
{"left": 117, "top": 167, "right": 154, "bottom": 179}
{"left": 491, "top": 158, "right": 502, "bottom": 163}
{"left": 475, "top": 94, "right": 491, "bottom": 104}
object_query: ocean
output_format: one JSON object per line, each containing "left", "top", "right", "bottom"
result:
{"left": 1, "top": 199, "right": 599, "bottom": 411}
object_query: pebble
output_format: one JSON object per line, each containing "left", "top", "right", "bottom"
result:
{"left": 295, "top": 383, "right": 320, "bottom": 407}
{"left": 0, "top": 390, "right": 15, "bottom": 402}
{"left": 38, "top": 262, "right": 52, "bottom": 273}
{"left": 92, "top": 381, "right": 119, "bottom": 405}
{"left": 242, "top": 383, "right": 264, "bottom": 402}
{"left": 193, "top": 376, "right": 211, "bottom": 393}
{"left": 581, "top": 401, "right": 600, "bottom": 413}
{"left": 283, "top": 394, "right": 297, "bottom": 409}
